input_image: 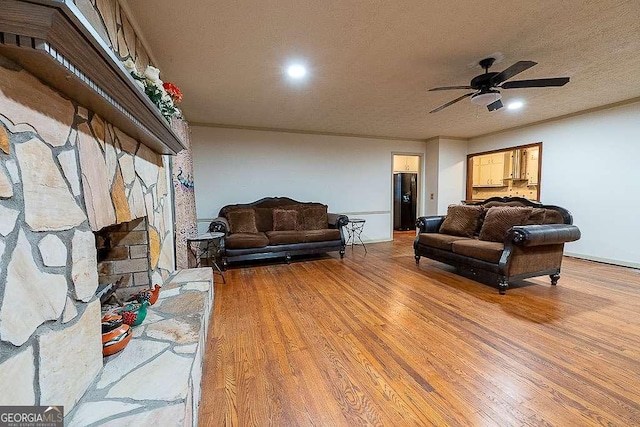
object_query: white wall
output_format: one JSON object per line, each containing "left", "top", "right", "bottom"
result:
{"left": 424, "top": 137, "right": 468, "bottom": 216}
{"left": 436, "top": 138, "right": 468, "bottom": 213}
{"left": 424, "top": 139, "right": 439, "bottom": 215}
{"left": 191, "top": 126, "right": 427, "bottom": 242}
{"left": 468, "top": 101, "right": 640, "bottom": 268}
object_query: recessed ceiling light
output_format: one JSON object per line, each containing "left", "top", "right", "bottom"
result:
{"left": 507, "top": 101, "right": 524, "bottom": 110}
{"left": 287, "top": 64, "right": 307, "bottom": 79}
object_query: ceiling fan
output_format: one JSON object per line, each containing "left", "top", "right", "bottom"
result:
{"left": 429, "top": 57, "right": 570, "bottom": 113}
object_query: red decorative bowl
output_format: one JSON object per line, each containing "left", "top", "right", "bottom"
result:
{"left": 101, "top": 313, "right": 123, "bottom": 333}
{"left": 102, "top": 324, "right": 132, "bottom": 356}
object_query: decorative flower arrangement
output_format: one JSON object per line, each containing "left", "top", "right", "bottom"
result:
{"left": 123, "top": 59, "right": 182, "bottom": 122}
{"left": 163, "top": 82, "right": 183, "bottom": 104}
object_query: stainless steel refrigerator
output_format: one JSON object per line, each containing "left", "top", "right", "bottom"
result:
{"left": 393, "top": 173, "right": 417, "bottom": 231}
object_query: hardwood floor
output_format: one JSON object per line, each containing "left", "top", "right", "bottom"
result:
{"left": 199, "top": 232, "right": 640, "bottom": 426}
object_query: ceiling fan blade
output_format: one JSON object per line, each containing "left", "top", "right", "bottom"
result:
{"left": 487, "top": 99, "right": 503, "bottom": 112}
{"left": 491, "top": 61, "right": 537, "bottom": 85}
{"left": 501, "top": 77, "right": 570, "bottom": 89}
{"left": 429, "top": 92, "right": 474, "bottom": 113}
{"left": 429, "top": 85, "right": 473, "bottom": 91}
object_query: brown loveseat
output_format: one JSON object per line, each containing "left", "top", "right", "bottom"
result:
{"left": 414, "top": 197, "right": 581, "bottom": 294}
{"left": 209, "top": 197, "right": 349, "bottom": 268}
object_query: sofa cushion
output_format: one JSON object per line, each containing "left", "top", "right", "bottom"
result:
{"left": 226, "top": 209, "right": 258, "bottom": 234}
{"left": 266, "top": 231, "right": 305, "bottom": 245}
{"left": 304, "top": 229, "right": 341, "bottom": 242}
{"left": 478, "top": 206, "right": 533, "bottom": 242}
{"left": 300, "top": 205, "right": 328, "bottom": 230}
{"left": 266, "top": 229, "right": 341, "bottom": 245}
{"left": 451, "top": 239, "right": 504, "bottom": 263}
{"left": 418, "top": 233, "right": 471, "bottom": 251}
{"left": 273, "top": 209, "right": 299, "bottom": 231}
{"left": 439, "top": 205, "right": 484, "bottom": 238}
{"left": 225, "top": 232, "right": 269, "bottom": 249}
{"left": 254, "top": 207, "right": 274, "bottom": 232}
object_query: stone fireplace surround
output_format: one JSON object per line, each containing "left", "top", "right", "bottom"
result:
{"left": 0, "top": 0, "right": 208, "bottom": 422}
{"left": 0, "top": 58, "right": 176, "bottom": 410}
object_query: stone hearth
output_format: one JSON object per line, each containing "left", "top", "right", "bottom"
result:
{"left": 66, "top": 268, "right": 213, "bottom": 427}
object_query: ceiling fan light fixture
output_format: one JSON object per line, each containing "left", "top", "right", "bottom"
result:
{"left": 286, "top": 64, "right": 307, "bottom": 79}
{"left": 470, "top": 90, "right": 501, "bottom": 106}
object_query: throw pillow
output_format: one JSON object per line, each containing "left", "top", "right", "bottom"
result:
{"left": 273, "top": 209, "right": 299, "bottom": 231}
{"left": 478, "top": 206, "right": 533, "bottom": 242}
{"left": 543, "top": 209, "right": 565, "bottom": 224}
{"left": 253, "top": 207, "right": 274, "bottom": 232}
{"left": 301, "top": 205, "right": 328, "bottom": 230}
{"left": 439, "top": 205, "right": 484, "bottom": 238}
{"left": 525, "top": 208, "right": 546, "bottom": 225}
{"left": 226, "top": 209, "right": 258, "bottom": 234}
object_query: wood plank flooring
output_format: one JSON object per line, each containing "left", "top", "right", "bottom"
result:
{"left": 199, "top": 232, "right": 640, "bottom": 426}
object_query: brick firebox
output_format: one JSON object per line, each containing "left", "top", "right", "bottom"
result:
{"left": 95, "top": 217, "right": 151, "bottom": 288}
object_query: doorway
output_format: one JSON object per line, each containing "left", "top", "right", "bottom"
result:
{"left": 392, "top": 154, "right": 421, "bottom": 237}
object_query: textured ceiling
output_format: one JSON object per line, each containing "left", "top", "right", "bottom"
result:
{"left": 122, "top": 0, "right": 640, "bottom": 140}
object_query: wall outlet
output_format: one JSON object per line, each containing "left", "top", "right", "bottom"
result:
{"left": 430, "top": 193, "right": 434, "bottom": 200}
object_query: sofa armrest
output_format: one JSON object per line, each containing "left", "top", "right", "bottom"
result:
{"left": 328, "top": 213, "right": 349, "bottom": 229}
{"left": 208, "top": 217, "right": 229, "bottom": 235}
{"left": 416, "top": 216, "right": 445, "bottom": 233}
{"left": 508, "top": 224, "right": 581, "bottom": 247}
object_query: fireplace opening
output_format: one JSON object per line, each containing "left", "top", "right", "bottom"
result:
{"left": 95, "top": 217, "right": 151, "bottom": 291}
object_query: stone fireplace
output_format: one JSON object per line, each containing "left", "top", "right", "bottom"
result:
{"left": 0, "top": 63, "right": 176, "bottom": 408}
{"left": 0, "top": 0, "right": 192, "bottom": 416}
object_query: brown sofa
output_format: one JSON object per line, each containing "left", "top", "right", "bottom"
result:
{"left": 209, "top": 197, "right": 349, "bottom": 268}
{"left": 414, "top": 197, "right": 581, "bottom": 294}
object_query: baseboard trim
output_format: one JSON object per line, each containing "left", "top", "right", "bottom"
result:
{"left": 360, "top": 238, "right": 392, "bottom": 244}
{"left": 340, "top": 211, "right": 390, "bottom": 216}
{"left": 564, "top": 252, "right": 640, "bottom": 270}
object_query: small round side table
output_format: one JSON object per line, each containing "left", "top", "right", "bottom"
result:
{"left": 186, "top": 232, "right": 226, "bottom": 283}
{"left": 345, "top": 218, "right": 367, "bottom": 253}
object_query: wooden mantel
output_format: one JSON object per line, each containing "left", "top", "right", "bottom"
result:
{"left": 0, "top": 0, "right": 186, "bottom": 155}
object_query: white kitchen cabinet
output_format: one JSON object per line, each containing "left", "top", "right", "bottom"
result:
{"left": 473, "top": 153, "right": 505, "bottom": 187}
{"left": 524, "top": 147, "right": 540, "bottom": 185}
{"left": 393, "top": 155, "right": 419, "bottom": 173}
